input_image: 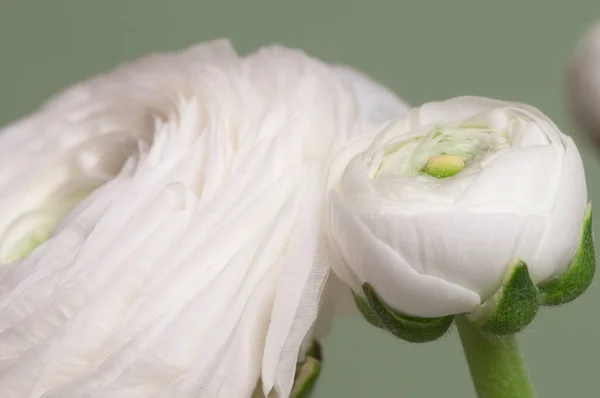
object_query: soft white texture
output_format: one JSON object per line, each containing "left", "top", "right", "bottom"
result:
{"left": 0, "top": 40, "right": 409, "bottom": 397}
{"left": 327, "top": 96, "right": 588, "bottom": 318}
{"left": 569, "top": 21, "right": 600, "bottom": 144}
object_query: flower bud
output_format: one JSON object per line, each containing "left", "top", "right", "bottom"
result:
{"left": 327, "top": 96, "right": 594, "bottom": 339}
{"left": 290, "top": 341, "right": 322, "bottom": 398}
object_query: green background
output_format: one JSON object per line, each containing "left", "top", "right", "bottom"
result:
{"left": 1, "top": 1, "right": 598, "bottom": 397}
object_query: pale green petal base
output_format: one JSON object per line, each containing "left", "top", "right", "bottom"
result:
{"left": 5, "top": 225, "right": 53, "bottom": 263}
{"left": 539, "top": 204, "right": 595, "bottom": 306}
{"left": 2, "top": 188, "right": 93, "bottom": 264}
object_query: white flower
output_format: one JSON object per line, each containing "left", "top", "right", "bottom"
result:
{"left": 0, "top": 40, "right": 409, "bottom": 397}
{"left": 569, "top": 21, "right": 600, "bottom": 144}
{"left": 327, "top": 96, "right": 588, "bottom": 318}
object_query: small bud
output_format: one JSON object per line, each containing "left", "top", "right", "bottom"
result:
{"left": 423, "top": 154, "right": 465, "bottom": 178}
{"left": 291, "top": 341, "right": 322, "bottom": 398}
{"left": 467, "top": 258, "right": 540, "bottom": 335}
{"left": 539, "top": 203, "right": 595, "bottom": 306}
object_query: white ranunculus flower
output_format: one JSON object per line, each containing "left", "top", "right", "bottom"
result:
{"left": 327, "top": 96, "right": 588, "bottom": 318}
{"left": 569, "top": 22, "right": 600, "bottom": 145}
{"left": 0, "top": 40, "right": 409, "bottom": 397}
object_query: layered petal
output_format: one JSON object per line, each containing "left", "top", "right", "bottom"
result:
{"left": 329, "top": 193, "right": 480, "bottom": 317}
{"left": 0, "top": 39, "right": 411, "bottom": 398}
{"left": 358, "top": 203, "right": 547, "bottom": 301}
{"left": 0, "top": 39, "right": 240, "bottom": 265}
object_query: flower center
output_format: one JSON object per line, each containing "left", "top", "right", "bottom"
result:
{"left": 372, "top": 124, "right": 510, "bottom": 179}
{"left": 424, "top": 154, "right": 465, "bottom": 178}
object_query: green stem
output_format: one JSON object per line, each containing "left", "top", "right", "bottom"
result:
{"left": 455, "top": 315, "right": 535, "bottom": 398}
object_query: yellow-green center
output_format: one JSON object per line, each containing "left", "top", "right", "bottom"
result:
{"left": 423, "top": 154, "right": 465, "bottom": 178}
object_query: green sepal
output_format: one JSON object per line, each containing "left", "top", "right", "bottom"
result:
{"left": 361, "top": 283, "right": 454, "bottom": 343}
{"left": 352, "top": 290, "right": 385, "bottom": 329}
{"left": 467, "top": 258, "right": 540, "bottom": 336}
{"left": 290, "top": 340, "right": 322, "bottom": 398}
{"left": 539, "top": 203, "right": 596, "bottom": 306}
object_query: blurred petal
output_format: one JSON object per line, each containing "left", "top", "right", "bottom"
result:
{"left": 568, "top": 22, "right": 600, "bottom": 144}
{"left": 331, "top": 65, "right": 410, "bottom": 129}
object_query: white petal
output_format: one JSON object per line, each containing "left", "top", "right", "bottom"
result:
{"left": 0, "top": 41, "right": 241, "bottom": 252}
{"left": 329, "top": 193, "right": 480, "bottom": 317}
{"left": 310, "top": 272, "right": 359, "bottom": 340}
{"left": 532, "top": 137, "right": 588, "bottom": 282}
{"left": 456, "top": 145, "right": 562, "bottom": 212}
{"left": 331, "top": 65, "right": 410, "bottom": 128}
{"left": 0, "top": 183, "right": 191, "bottom": 395}
{"left": 261, "top": 171, "right": 326, "bottom": 397}
{"left": 360, "top": 204, "right": 547, "bottom": 301}
{"left": 417, "top": 96, "right": 509, "bottom": 127}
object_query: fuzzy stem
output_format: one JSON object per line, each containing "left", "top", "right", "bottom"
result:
{"left": 455, "top": 315, "right": 535, "bottom": 398}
